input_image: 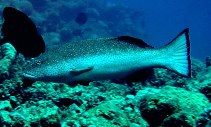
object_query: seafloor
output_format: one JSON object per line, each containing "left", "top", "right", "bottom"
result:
{"left": 0, "top": 1, "right": 211, "bottom": 127}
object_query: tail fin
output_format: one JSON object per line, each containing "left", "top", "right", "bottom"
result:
{"left": 162, "top": 28, "right": 191, "bottom": 77}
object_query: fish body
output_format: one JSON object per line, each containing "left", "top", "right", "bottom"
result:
{"left": 23, "top": 28, "right": 191, "bottom": 83}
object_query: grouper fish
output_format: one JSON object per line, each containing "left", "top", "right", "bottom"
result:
{"left": 23, "top": 28, "right": 191, "bottom": 84}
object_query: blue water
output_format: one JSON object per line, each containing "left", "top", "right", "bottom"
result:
{"left": 102, "top": 0, "right": 211, "bottom": 61}
{"left": 1, "top": 0, "right": 210, "bottom": 61}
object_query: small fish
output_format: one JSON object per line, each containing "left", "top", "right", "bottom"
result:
{"left": 75, "top": 12, "right": 87, "bottom": 26}
{"left": 23, "top": 28, "right": 191, "bottom": 84}
{"left": 0, "top": 7, "right": 45, "bottom": 57}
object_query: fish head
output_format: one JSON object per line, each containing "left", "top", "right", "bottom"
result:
{"left": 23, "top": 56, "right": 63, "bottom": 82}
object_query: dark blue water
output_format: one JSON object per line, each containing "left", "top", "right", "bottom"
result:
{"left": 1, "top": 0, "right": 210, "bottom": 61}
{"left": 102, "top": 0, "right": 211, "bottom": 61}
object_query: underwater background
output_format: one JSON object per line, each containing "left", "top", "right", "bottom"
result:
{"left": 107, "top": 0, "right": 211, "bottom": 61}
{"left": 0, "top": 0, "right": 210, "bottom": 127}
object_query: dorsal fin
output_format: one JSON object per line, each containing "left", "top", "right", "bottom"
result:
{"left": 115, "top": 36, "right": 154, "bottom": 48}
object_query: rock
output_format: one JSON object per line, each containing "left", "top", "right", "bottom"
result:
{"left": 0, "top": 111, "right": 13, "bottom": 126}
{"left": 138, "top": 86, "right": 211, "bottom": 127}
{"left": 206, "top": 56, "right": 211, "bottom": 67}
{"left": 196, "top": 107, "right": 211, "bottom": 127}
{"left": 0, "top": 100, "right": 12, "bottom": 111}
{"left": 0, "top": 43, "right": 17, "bottom": 79}
{"left": 9, "top": 100, "right": 60, "bottom": 126}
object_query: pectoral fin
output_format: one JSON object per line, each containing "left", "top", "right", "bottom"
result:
{"left": 70, "top": 66, "right": 93, "bottom": 75}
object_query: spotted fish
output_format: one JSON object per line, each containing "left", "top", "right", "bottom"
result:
{"left": 23, "top": 28, "right": 191, "bottom": 84}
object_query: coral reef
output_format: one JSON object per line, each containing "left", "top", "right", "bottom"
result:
{"left": 0, "top": 43, "right": 17, "bottom": 80}
{"left": 138, "top": 86, "right": 210, "bottom": 127}
{"left": 206, "top": 56, "right": 211, "bottom": 67}
{"left": 0, "top": 47, "right": 210, "bottom": 126}
{"left": 0, "top": 80, "right": 148, "bottom": 126}
{"left": 196, "top": 107, "right": 211, "bottom": 127}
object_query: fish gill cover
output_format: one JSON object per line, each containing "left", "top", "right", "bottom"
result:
{"left": 0, "top": 0, "right": 210, "bottom": 127}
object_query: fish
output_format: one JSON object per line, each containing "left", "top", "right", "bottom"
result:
{"left": 23, "top": 28, "right": 191, "bottom": 84}
{"left": 0, "top": 7, "right": 45, "bottom": 57}
{"left": 75, "top": 12, "right": 87, "bottom": 26}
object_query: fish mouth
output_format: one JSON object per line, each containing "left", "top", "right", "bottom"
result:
{"left": 22, "top": 72, "right": 37, "bottom": 80}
